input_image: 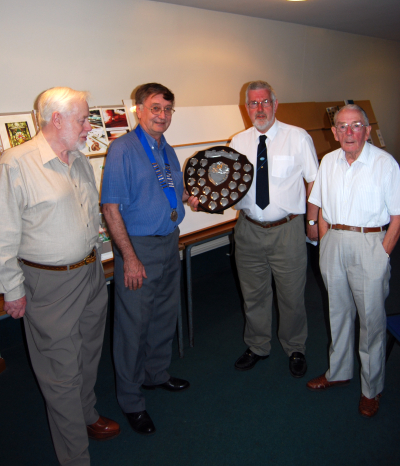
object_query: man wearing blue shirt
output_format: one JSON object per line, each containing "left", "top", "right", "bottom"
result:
{"left": 102, "top": 83, "right": 194, "bottom": 435}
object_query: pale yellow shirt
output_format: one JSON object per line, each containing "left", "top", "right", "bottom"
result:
{"left": 0, "top": 132, "right": 101, "bottom": 301}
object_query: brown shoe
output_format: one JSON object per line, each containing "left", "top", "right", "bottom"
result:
{"left": 87, "top": 415, "right": 121, "bottom": 441}
{"left": 359, "top": 394, "right": 382, "bottom": 418}
{"left": 307, "top": 374, "right": 350, "bottom": 391}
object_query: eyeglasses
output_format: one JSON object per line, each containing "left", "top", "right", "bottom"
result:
{"left": 335, "top": 122, "right": 366, "bottom": 133}
{"left": 247, "top": 100, "right": 273, "bottom": 109}
{"left": 142, "top": 104, "right": 175, "bottom": 116}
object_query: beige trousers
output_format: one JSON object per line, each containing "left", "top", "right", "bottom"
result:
{"left": 320, "top": 229, "right": 389, "bottom": 398}
{"left": 22, "top": 256, "right": 108, "bottom": 466}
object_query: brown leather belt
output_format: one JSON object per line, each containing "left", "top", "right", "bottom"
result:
{"left": 243, "top": 212, "right": 298, "bottom": 229}
{"left": 20, "top": 248, "right": 96, "bottom": 271}
{"left": 328, "top": 224, "right": 387, "bottom": 233}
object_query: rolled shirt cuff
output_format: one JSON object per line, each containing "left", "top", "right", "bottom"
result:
{"left": 4, "top": 284, "right": 26, "bottom": 302}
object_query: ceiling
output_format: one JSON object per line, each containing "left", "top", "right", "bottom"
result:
{"left": 149, "top": 0, "right": 400, "bottom": 42}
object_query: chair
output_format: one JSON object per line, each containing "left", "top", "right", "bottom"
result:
{"left": 386, "top": 314, "right": 400, "bottom": 362}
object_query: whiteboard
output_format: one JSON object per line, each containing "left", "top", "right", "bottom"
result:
{"left": 122, "top": 101, "right": 246, "bottom": 145}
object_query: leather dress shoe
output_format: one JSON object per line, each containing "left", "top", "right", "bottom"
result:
{"left": 359, "top": 393, "right": 382, "bottom": 418}
{"left": 234, "top": 348, "right": 268, "bottom": 371}
{"left": 125, "top": 410, "right": 156, "bottom": 435}
{"left": 289, "top": 352, "right": 307, "bottom": 378}
{"left": 307, "top": 374, "right": 350, "bottom": 391}
{"left": 142, "top": 376, "right": 190, "bottom": 392}
{"left": 87, "top": 416, "right": 120, "bottom": 441}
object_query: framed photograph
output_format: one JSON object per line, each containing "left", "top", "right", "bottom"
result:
{"left": 376, "top": 129, "right": 386, "bottom": 147}
{"left": 106, "top": 129, "right": 129, "bottom": 143}
{"left": 0, "top": 111, "right": 38, "bottom": 151}
{"left": 326, "top": 106, "right": 339, "bottom": 127}
{"left": 81, "top": 108, "right": 109, "bottom": 157}
{"left": 101, "top": 107, "right": 131, "bottom": 131}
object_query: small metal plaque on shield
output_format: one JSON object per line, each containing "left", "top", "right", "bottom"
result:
{"left": 184, "top": 146, "right": 254, "bottom": 214}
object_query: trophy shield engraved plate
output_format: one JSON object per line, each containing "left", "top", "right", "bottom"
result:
{"left": 184, "top": 146, "right": 254, "bottom": 213}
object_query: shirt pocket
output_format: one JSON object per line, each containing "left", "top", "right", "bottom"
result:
{"left": 271, "top": 155, "right": 294, "bottom": 178}
{"left": 359, "top": 185, "right": 381, "bottom": 215}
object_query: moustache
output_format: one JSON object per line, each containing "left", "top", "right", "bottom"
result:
{"left": 255, "top": 112, "right": 267, "bottom": 118}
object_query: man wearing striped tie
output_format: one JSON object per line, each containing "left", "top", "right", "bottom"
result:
{"left": 307, "top": 104, "right": 400, "bottom": 417}
{"left": 230, "top": 80, "right": 319, "bottom": 378}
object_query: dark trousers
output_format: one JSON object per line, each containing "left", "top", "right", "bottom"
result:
{"left": 113, "top": 228, "right": 180, "bottom": 413}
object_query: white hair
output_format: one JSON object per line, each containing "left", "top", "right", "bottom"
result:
{"left": 333, "top": 104, "right": 370, "bottom": 126}
{"left": 36, "top": 87, "right": 90, "bottom": 129}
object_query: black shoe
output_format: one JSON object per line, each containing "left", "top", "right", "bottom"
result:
{"left": 125, "top": 410, "right": 156, "bottom": 435}
{"left": 289, "top": 352, "right": 307, "bottom": 378}
{"left": 142, "top": 376, "right": 190, "bottom": 392}
{"left": 234, "top": 348, "right": 269, "bottom": 371}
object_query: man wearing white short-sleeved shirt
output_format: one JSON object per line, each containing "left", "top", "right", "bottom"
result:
{"left": 307, "top": 104, "right": 400, "bottom": 418}
{"left": 230, "top": 80, "right": 319, "bottom": 378}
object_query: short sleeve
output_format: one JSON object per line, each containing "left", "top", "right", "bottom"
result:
{"left": 101, "top": 140, "right": 131, "bottom": 205}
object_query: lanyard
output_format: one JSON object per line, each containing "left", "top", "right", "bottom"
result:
{"left": 135, "top": 125, "right": 178, "bottom": 219}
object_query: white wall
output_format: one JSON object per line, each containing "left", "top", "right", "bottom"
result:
{"left": 1, "top": 0, "right": 400, "bottom": 158}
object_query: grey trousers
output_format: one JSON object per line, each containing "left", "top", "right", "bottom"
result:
{"left": 235, "top": 213, "right": 308, "bottom": 356}
{"left": 113, "top": 228, "right": 180, "bottom": 413}
{"left": 320, "top": 229, "right": 390, "bottom": 398}
{"left": 22, "top": 256, "right": 108, "bottom": 466}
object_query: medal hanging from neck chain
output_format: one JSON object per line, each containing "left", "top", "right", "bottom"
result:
{"left": 135, "top": 125, "right": 178, "bottom": 221}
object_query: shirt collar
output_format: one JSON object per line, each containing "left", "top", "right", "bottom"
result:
{"left": 252, "top": 119, "right": 278, "bottom": 142}
{"left": 338, "top": 142, "right": 371, "bottom": 166}
{"left": 36, "top": 131, "right": 59, "bottom": 165}
{"left": 355, "top": 142, "right": 371, "bottom": 165}
{"left": 36, "top": 131, "right": 81, "bottom": 166}
{"left": 141, "top": 124, "right": 166, "bottom": 151}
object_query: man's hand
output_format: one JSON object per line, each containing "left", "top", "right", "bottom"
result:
{"left": 186, "top": 194, "right": 199, "bottom": 211}
{"left": 4, "top": 296, "right": 27, "bottom": 319}
{"left": 102, "top": 203, "right": 148, "bottom": 290}
{"left": 124, "top": 257, "right": 147, "bottom": 290}
{"left": 182, "top": 188, "right": 190, "bottom": 202}
{"left": 306, "top": 223, "right": 318, "bottom": 242}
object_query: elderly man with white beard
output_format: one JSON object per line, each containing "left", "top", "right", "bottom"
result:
{"left": 230, "top": 80, "right": 319, "bottom": 378}
{"left": 0, "top": 87, "right": 120, "bottom": 466}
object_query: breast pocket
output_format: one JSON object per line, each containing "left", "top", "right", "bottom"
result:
{"left": 359, "top": 185, "right": 381, "bottom": 214}
{"left": 272, "top": 156, "right": 294, "bottom": 178}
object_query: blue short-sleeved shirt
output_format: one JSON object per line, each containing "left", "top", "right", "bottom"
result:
{"left": 101, "top": 125, "right": 185, "bottom": 236}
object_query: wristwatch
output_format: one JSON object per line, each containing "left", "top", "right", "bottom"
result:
{"left": 308, "top": 220, "right": 318, "bottom": 226}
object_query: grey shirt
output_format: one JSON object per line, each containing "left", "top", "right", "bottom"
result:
{"left": 0, "top": 131, "right": 101, "bottom": 301}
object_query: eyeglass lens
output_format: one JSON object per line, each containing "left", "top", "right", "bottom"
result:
{"left": 150, "top": 106, "right": 174, "bottom": 116}
{"left": 248, "top": 100, "right": 272, "bottom": 109}
{"left": 336, "top": 122, "right": 364, "bottom": 132}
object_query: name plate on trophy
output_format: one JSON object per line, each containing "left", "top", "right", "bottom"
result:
{"left": 184, "top": 146, "right": 254, "bottom": 213}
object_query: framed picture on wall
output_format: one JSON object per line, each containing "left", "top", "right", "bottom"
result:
{"left": 81, "top": 108, "right": 109, "bottom": 157}
{"left": 0, "top": 111, "right": 38, "bottom": 152}
{"left": 100, "top": 107, "right": 131, "bottom": 144}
